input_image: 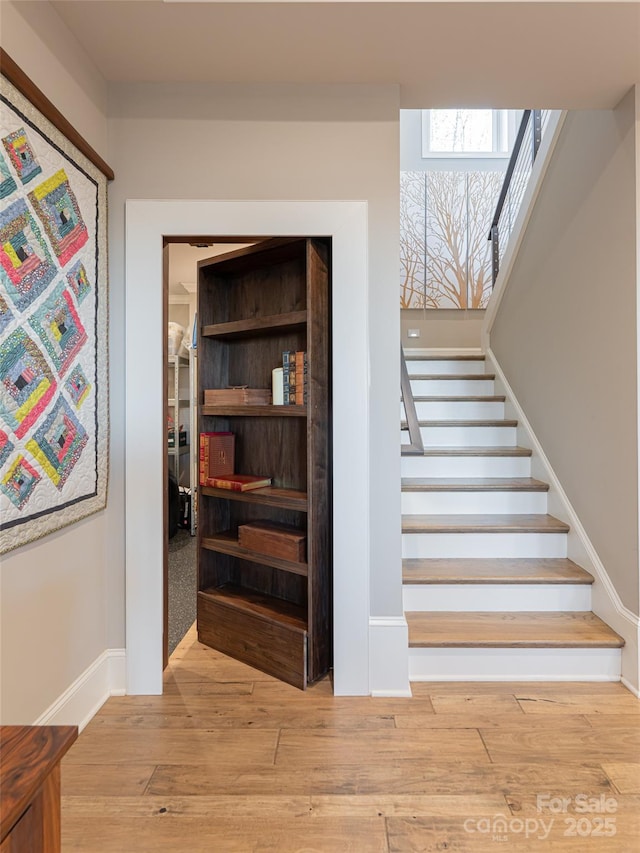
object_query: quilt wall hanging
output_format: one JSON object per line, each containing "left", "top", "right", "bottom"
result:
{"left": 0, "top": 66, "right": 109, "bottom": 555}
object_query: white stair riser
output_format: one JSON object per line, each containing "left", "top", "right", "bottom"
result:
{"left": 401, "top": 490, "right": 547, "bottom": 515}
{"left": 401, "top": 426, "right": 517, "bottom": 448}
{"left": 406, "top": 401, "right": 505, "bottom": 420}
{"left": 401, "top": 531, "right": 567, "bottom": 559}
{"left": 419, "top": 425, "right": 517, "bottom": 447}
{"left": 410, "top": 378, "right": 495, "bottom": 396}
{"left": 407, "top": 359, "right": 486, "bottom": 376}
{"left": 401, "top": 456, "right": 531, "bottom": 478}
{"left": 408, "top": 647, "right": 622, "bottom": 682}
{"left": 403, "top": 583, "right": 592, "bottom": 612}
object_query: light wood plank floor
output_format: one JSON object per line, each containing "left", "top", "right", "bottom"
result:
{"left": 62, "top": 624, "right": 640, "bottom": 851}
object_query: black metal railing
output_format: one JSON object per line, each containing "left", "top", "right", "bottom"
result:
{"left": 489, "top": 109, "right": 546, "bottom": 285}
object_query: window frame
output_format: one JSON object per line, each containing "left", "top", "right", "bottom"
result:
{"left": 421, "top": 109, "right": 517, "bottom": 159}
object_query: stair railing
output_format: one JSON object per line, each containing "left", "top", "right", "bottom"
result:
{"left": 401, "top": 346, "right": 424, "bottom": 455}
{"left": 489, "top": 109, "right": 549, "bottom": 285}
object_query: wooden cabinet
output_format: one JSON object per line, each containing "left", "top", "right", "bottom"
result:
{"left": 0, "top": 725, "right": 77, "bottom": 853}
{"left": 196, "top": 238, "right": 331, "bottom": 688}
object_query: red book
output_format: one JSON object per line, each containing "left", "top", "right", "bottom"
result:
{"left": 199, "top": 432, "right": 234, "bottom": 485}
{"left": 204, "top": 474, "right": 272, "bottom": 492}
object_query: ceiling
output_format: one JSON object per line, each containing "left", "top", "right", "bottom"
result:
{"left": 167, "top": 243, "right": 252, "bottom": 294}
{"left": 37, "top": 1, "right": 640, "bottom": 108}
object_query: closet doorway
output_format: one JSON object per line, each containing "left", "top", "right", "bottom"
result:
{"left": 162, "top": 237, "right": 257, "bottom": 667}
{"left": 125, "top": 199, "right": 370, "bottom": 697}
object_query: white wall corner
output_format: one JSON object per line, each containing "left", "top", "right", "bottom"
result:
{"left": 482, "top": 111, "right": 566, "bottom": 352}
{"left": 369, "top": 616, "right": 411, "bottom": 697}
{"left": 487, "top": 348, "right": 640, "bottom": 692}
{"left": 33, "top": 649, "right": 127, "bottom": 732}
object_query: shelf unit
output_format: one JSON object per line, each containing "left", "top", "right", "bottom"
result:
{"left": 196, "top": 237, "right": 331, "bottom": 688}
{"left": 168, "top": 351, "right": 196, "bottom": 534}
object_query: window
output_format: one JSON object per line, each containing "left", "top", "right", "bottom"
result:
{"left": 422, "top": 109, "right": 514, "bottom": 157}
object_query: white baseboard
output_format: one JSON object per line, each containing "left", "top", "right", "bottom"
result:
{"left": 409, "top": 647, "right": 622, "bottom": 682}
{"left": 486, "top": 348, "right": 640, "bottom": 692}
{"left": 33, "top": 648, "right": 126, "bottom": 732}
{"left": 369, "top": 616, "right": 412, "bottom": 696}
{"left": 621, "top": 677, "right": 640, "bottom": 698}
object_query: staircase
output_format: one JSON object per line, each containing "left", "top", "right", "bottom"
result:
{"left": 401, "top": 352, "right": 624, "bottom": 682}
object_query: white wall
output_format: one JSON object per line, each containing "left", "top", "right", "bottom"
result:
{"left": 0, "top": 1, "right": 108, "bottom": 153}
{"left": 401, "top": 309, "right": 483, "bottom": 349}
{"left": 108, "top": 81, "right": 402, "bottom": 636}
{"left": 0, "top": 2, "right": 113, "bottom": 722}
{"left": 1, "top": 7, "right": 403, "bottom": 714}
{"left": 491, "top": 92, "right": 639, "bottom": 616}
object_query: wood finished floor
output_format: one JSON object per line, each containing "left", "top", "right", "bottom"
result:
{"left": 61, "top": 624, "right": 640, "bottom": 852}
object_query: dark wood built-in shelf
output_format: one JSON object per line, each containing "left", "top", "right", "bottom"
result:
{"left": 202, "top": 485, "right": 308, "bottom": 511}
{"left": 198, "top": 585, "right": 308, "bottom": 689}
{"left": 197, "top": 236, "right": 331, "bottom": 688}
{"left": 202, "top": 531, "right": 309, "bottom": 577}
{"left": 202, "top": 310, "right": 307, "bottom": 340}
{"left": 200, "top": 584, "right": 308, "bottom": 629}
{"left": 201, "top": 404, "right": 307, "bottom": 418}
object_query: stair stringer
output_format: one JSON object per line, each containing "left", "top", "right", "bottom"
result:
{"left": 486, "top": 347, "right": 640, "bottom": 694}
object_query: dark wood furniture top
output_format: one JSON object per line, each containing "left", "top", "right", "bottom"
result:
{"left": 0, "top": 725, "right": 77, "bottom": 852}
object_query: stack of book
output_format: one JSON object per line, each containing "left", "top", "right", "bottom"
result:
{"left": 199, "top": 432, "right": 271, "bottom": 491}
{"left": 282, "top": 351, "right": 308, "bottom": 406}
{"left": 203, "top": 474, "right": 272, "bottom": 492}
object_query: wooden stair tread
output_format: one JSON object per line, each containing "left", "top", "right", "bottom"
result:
{"left": 402, "top": 514, "right": 570, "bottom": 534}
{"left": 401, "top": 477, "right": 549, "bottom": 492}
{"left": 400, "top": 419, "right": 517, "bottom": 428}
{"left": 402, "top": 446, "right": 532, "bottom": 458}
{"left": 411, "top": 396, "right": 506, "bottom": 402}
{"left": 403, "top": 558, "right": 594, "bottom": 584}
{"left": 406, "top": 611, "right": 624, "bottom": 648}
{"left": 405, "top": 354, "right": 485, "bottom": 361}
{"left": 409, "top": 373, "right": 495, "bottom": 381}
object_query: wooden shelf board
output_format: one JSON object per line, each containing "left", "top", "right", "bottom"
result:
{"left": 402, "top": 513, "right": 570, "bottom": 534}
{"left": 202, "top": 485, "right": 308, "bottom": 511}
{"left": 201, "top": 531, "right": 309, "bottom": 577}
{"left": 402, "top": 446, "right": 533, "bottom": 458}
{"left": 202, "top": 310, "right": 307, "bottom": 339}
{"left": 409, "top": 373, "right": 496, "bottom": 381}
{"left": 201, "top": 404, "right": 306, "bottom": 417}
{"left": 407, "top": 611, "right": 625, "bottom": 648}
{"left": 401, "top": 419, "right": 518, "bottom": 428}
{"left": 405, "top": 354, "right": 486, "bottom": 361}
{"left": 412, "top": 396, "right": 506, "bottom": 402}
{"left": 401, "top": 477, "right": 549, "bottom": 492}
{"left": 402, "top": 557, "right": 594, "bottom": 585}
{"left": 199, "top": 584, "right": 307, "bottom": 632}
{"left": 197, "top": 237, "right": 307, "bottom": 276}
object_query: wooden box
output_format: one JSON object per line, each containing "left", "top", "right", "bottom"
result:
{"left": 238, "top": 521, "right": 306, "bottom": 562}
{"left": 204, "top": 388, "right": 272, "bottom": 405}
